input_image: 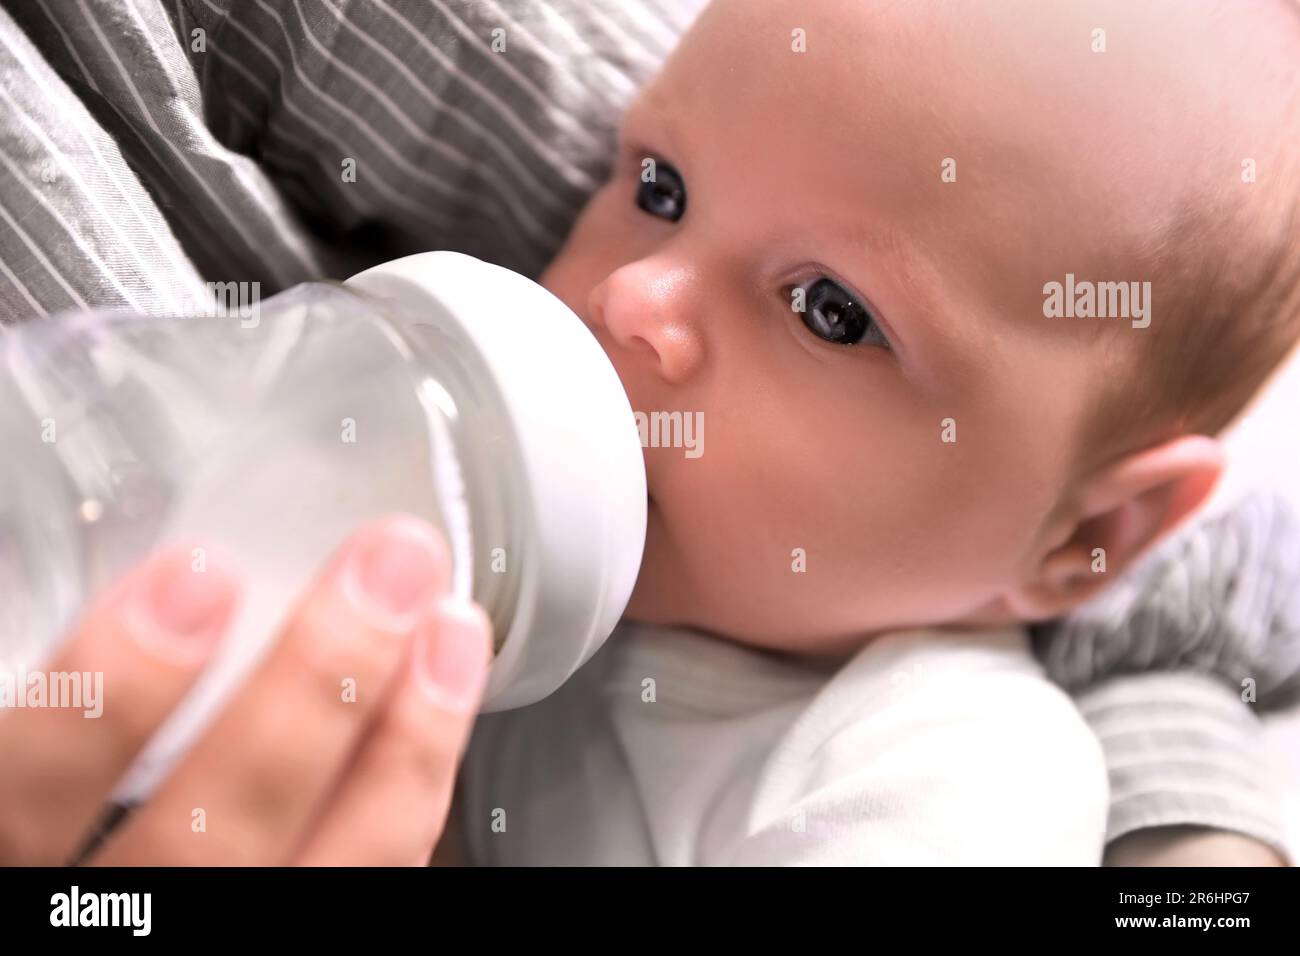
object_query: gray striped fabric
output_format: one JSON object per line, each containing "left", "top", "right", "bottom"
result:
{"left": 1075, "top": 672, "right": 1286, "bottom": 848}
{"left": 0, "top": 3, "right": 210, "bottom": 316}
{"left": 1, "top": 0, "right": 1297, "bottom": 855}
{"left": 0, "top": 0, "right": 704, "bottom": 318}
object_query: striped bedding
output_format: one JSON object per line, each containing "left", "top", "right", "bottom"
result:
{"left": 0, "top": 0, "right": 706, "bottom": 318}
{"left": 1, "top": 0, "right": 1298, "bottom": 857}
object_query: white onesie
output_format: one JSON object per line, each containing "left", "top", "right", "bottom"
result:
{"left": 456, "top": 622, "right": 1108, "bottom": 865}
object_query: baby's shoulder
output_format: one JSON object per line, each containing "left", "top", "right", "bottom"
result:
{"left": 817, "top": 626, "right": 1105, "bottom": 760}
{"left": 735, "top": 629, "right": 1111, "bottom": 864}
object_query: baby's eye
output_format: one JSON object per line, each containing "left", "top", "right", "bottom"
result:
{"left": 794, "top": 278, "right": 889, "bottom": 348}
{"left": 635, "top": 161, "right": 687, "bottom": 222}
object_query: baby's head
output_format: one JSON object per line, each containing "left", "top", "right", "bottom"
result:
{"left": 541, "top": 0, "right": 1300, "bottom": 654}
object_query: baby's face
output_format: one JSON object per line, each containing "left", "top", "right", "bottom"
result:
{"left": 540, "top": 0, "right": 1231, "bottom": 653}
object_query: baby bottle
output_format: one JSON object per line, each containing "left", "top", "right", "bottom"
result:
{"left": 0, "top": 251, "right": 647, "bottom": 799}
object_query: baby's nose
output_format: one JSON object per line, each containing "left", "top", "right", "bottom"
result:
{"left": 588, "top": 264, "right": 705, "bottom": 384}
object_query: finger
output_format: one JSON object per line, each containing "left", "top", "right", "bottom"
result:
{"left": 294, "top": 598, "right": 491, "bottom": 866}
{"left": 96, "top": 515, "right": 450, "bottom": 866}
{"left": 0, "top": 545, "right": 239, "bottom": 865}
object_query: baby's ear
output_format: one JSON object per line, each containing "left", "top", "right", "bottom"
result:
{"left": 1002, "top": 434, "right": 1224, "bottom": 621}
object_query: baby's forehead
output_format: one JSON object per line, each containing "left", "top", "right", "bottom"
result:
{"left": 649, "top": 0, "right": 1282, "bottom": 317}
{"left": 657, "top": 3, "right": 1177, "bottom": 200}
{"left": 668, "top": 0, "right": 1281, "bottom": 178}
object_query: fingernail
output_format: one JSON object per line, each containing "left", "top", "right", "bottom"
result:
{"left": 343, "top": 517, "right": 447, "bottom": 631}
{"left": 415, "top": 599, "right": 491, "bottom": 712}
{"left": 130, "top": 546, "right": 239, "bottom": 660}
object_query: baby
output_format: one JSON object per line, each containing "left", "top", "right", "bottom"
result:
{"left": 453, "top": 0, "right": 1300, "bottom": 864}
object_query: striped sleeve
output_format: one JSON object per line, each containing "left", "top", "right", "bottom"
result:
{"left": 1074, "top": 672, "right": 1287, "bottom": 852}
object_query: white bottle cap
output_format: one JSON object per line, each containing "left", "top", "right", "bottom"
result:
{"left": 347, "top": 252, "right": 647, "bottom": 711}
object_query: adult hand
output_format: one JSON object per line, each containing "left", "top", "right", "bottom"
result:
{"left": 0, "top": 514, "right": 491, "bottom": 866}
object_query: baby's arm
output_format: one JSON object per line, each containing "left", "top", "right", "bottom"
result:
{"left": 1034, "top": 491, "right": 1300, "bottom": 865}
